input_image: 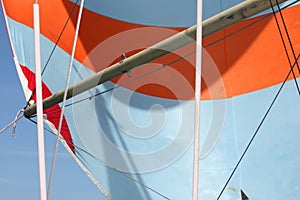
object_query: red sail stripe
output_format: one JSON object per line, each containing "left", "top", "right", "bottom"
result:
{"left": 21, "top": 66, "right": 75, "bottom": 154}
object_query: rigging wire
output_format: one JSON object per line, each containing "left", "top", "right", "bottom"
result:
{"left": 11, "top": 109, "right": 24, "bottom": 137}
{"left": 275, "top": 0, "right": 300, "bottom": 74}
{"left": 27, "top": 0, "right": 300, "bottom": 117}
{"left": 65, "top": 50, "right": 196, "bottom": 108}
{"left": 36, "top": 0, "right": 300, "bottom": 114}
{"left": 216, "top": 54, "right": 300, "bottom": 199}
{"left": 204, "top": 0, "right": 300, "bottom": 48}
{"left": 30, "top": 50, "right": 196, "bottom": 118}
{"left": 217, "top": 1, "right": 300, "bottom": 198}
{"left": 0, "top": 110, "right": 24, "bottom": 135}
{"left": 25, "top": 39, "right": 196, "bottom": 199}
{"left": 269, "top": 0, "right": 300, "bottom": 95}
{"left": 41, "top": 0, "right": 79, "bottom": 76}
{"left": 37, "top": 0, "right": 297, "bottom": 114}
{"left": 26, "top": 118, "right": 171, "bottom": 200}
{"left": 47, "top": 0, "right": 85, "bottom": 199}
{"left": 30, "top": 0, "right": 300, "bottom": 122}
{"left": 20, "top": 1, "right": 300, "bottom": 198}
{"left": 27, "top": 0, "right": 79, "bottom": 104}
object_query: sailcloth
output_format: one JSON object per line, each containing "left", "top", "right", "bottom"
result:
{"left": 2, "top": 0, "right": 300, "bottom": 199}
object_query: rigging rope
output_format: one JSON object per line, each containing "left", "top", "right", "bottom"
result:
{"left": 27, "top": 0, "right": 79, "bottom": 105}
{"left": 21, "top": 1, "right": 300, "bottom": 199}
{"left": 270, "top": 0, "right": 300, "bottom": 95}
{"left": 217, "top": 1, "right": 300, "bottom": 197}
{"left": 274, "top": 0, "right": 300, "bottom": 74}
{"left": 65, "top": 51, "right": 196, "bottom": 108}
{"left": 11, "top": 109, "right": 24, "bottom": 137}
{"left": 30, "top": 50, "right": 196, "bottom": 117}
{"left": 28, "top": 0, "right": 300, "bottom": 117}
{"left": 27, "top": 118, "right": 171, "bottom": 200}
{"left": 205, "top": 0, "right": 300, "bottom": 48}
{"left": 47, "top": 1, "right": 85, "bottom": 199}
{"left": 42, "top": 0, "right": 79, "bottom": 76}
{"left": 217, "top": 54, "right": 300, "bottom": 199}
{"left": 0, "top": 109, "right": 24, "bottom": 135}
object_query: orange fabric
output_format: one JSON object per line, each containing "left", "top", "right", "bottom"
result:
{"left": 3, "top": 0, "right": 300, "bottom": 100}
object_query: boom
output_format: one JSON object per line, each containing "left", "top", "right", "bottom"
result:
{"left": 24, "top": 0, "right": 288, "bottom": 117}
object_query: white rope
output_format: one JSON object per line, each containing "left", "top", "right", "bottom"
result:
{"left": 29, "top": 116, "right": 170, "bottom": 200}
{"left": 47, "top": 0, "right": 85, "bottom": 199}
{"left": 0, "top": 109, "right": 24, "bottom": 136}
{"left": 12, "top": 109, "right": 24, "bottom": 137}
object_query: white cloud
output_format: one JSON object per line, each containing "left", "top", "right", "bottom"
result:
{"left": 0, "top": 177, "right": 33, "bottom": 186}
{"left": 0, "top": 150, "right": 71, "bottom": 159}
{"left": 0, "top": 177, "right": 13, "bottom": 184}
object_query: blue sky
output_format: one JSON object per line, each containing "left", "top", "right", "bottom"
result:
{"left": 0, "top": 4, "right": 105, "bottom": 200}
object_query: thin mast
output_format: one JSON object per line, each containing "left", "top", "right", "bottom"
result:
{"left": 33, "top": 1, "right": 47, "bottom": 200}
{"left": 24, "top": 0, "right": 288, "bottom": 118}
{"left": 192, "top": 0, "right": 202, "bottom": 199}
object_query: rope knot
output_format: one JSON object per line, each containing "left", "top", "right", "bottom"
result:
{"left": 12, "top": 109, "right": 24, "bottom": 137}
